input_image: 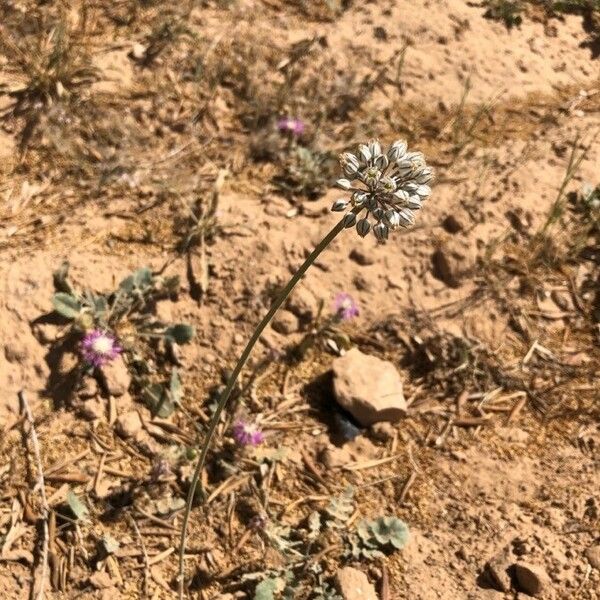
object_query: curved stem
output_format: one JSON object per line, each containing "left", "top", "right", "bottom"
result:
{"left": 177, "top": 214, "right": 349, "bottom": 598}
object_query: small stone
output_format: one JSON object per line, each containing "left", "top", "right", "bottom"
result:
{"left": 89, "top": 571, "right": 114, "bottom": 590}
{"left": 336, "top": 567, "right": 378, "bottom": 600}
{"left": 271, "top": 310, "right": 299, "bottom": 335}
{"left": 496, "top": 427, "right": 529, "bottom": 444}
{"left": 332, "top": 348, "right": 406, "bottom": 427}
{"left": 130, "top": 43, "right": 146, "bottom": 60}
{"left": 486, "top": 547, "right": 513, "bottom": 592}
{"left": 371, "top": 422, "right": 396, "bottom": 441}
{"left": 4, "top": 344, "right": 28, "bottom": 363}
{"left": 515, "top": 563, "right": 550, "bottom": 597}
{"left": 116, "top": 411, "right": 142, "bottom": 439}
{"left": 78, "top": 377, "right": 99, "bottom": 400}
{"left": 287, "top": 287, "right": 318, "bottom": 322}
{"left": 99, "top": 356, "right": 131, "bottom": 397}
{"left": 432, "top": 248, "right": 461, "bottom": 288}
{"left": 78, "top": 398, "right": 105, "bottom": 421}
{"left": 319, "top": 446, "right": 351, "bottom": 469}
{"left": 442, "top": 214, "right": 464, "bottom": 234}
{"left": 585, "top": 545, "right": 600, "bottom": 569}
{"left": 349, "top": 248, "right": 375, "bottom": 266}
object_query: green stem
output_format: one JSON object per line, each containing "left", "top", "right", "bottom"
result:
{"left": 177, "top": 214, "right": 350, "bottom": 597}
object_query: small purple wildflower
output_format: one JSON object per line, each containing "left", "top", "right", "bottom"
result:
{"left": 277, "top": 117, "right": 305, "bottom": 137}
{"left": 80, "top": 329, "right": 122, "bottom": 367}
{"left": 333, "top": 292, "right": 359, "bottom": 321}
{"left": 232, "top": 421, "right": 264, "bottom": 447}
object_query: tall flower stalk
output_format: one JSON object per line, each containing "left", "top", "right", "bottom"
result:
{"left": 177, "top": 139, "right": 433, "bottom": 597}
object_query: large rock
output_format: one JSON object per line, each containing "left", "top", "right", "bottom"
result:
{"left": 332, "top": 348, "right": 406, "bottom": 427}
{"left": 336, "top": 567, "right": 378, "bottom": 600}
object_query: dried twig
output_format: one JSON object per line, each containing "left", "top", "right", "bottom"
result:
{"left": 380, "top": 561, "right": 390, "bottom": 600}
{"left": 128, "top": 514, "right": 149, "bottom": 598}
{"left": 19, "top": 390, "right": 49, "bottom": 600}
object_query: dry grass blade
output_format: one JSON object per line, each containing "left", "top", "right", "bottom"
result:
{"left": 18, "top": 390, "right": 49, "bottom": 600}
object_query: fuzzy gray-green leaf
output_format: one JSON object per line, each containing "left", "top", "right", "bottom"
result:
{"left": 52, "top": 293, "right": 82, "bottom": 319}
{"left": 254, "top": 577, "right": 282, "bottom": 600}
{"left": 67, "top": 490, "right": 88, "bottom": 520}
{"left": 165, "top": 324, "right": 195, "bottom": 344}
{"left": 143, "top": 383, "right": 175, "bottom": 418}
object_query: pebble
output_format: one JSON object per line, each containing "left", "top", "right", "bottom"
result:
{"left": 335, "top": 567, "right": 378, "bottom": 600}
{"left": 431, "top": 248, "right": 461, "bottom": 288}
{"left": 370, "top": 422, "right": 396, "bottom": 441}
{"left": 514, "top": 562, "right": 549, "bottom": 597}
{"left": 442, "top": 214, "right": 464, "bottom": 234}
{"left": 486, "top": 546, "right": 513, "bottom": 592}
{"left": 78, "top": 398, "right": 105, "bottom": 421}
{"left": 585, "top": 544, "right": 600, "bottom": 570}
{"left": 286, "top": 286, "right": 318, "bottom": 322}
{"left": 349, "top": 248, "right": 375, "bottom": 266}
{"left": 116, "top": 411, "right": 143, "bottom": 439}
{"left": 319, "top": 445, "right": 351, "bottom": 469}
{"left": 496, "top": 427, "right": 529, "bottom": 444}
{"left": 78, "top": 377, "right": 99, "bottom": 400}
{"left": 99, "top": 356, "right": 131, "bottom": 397}
{"left": 332, "top": 348, "right": 406, "bottom": 427}
{"left": 271, "top": 310, "right": 299, "bottom": 335}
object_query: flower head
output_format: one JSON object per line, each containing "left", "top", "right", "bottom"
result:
{"left": 332, "top": 139, "right": 433, "bottom": 241}
{"left": 80, "top": 329, "right": 122, "bottom": 367}
{"left": 277, "top": 117, "right": 305, "bottom": 137}
{"left": 333, "top": 292, "right": 359, "bottom": 321}
{"left": 232, "top": 421, "right": 264, "bottom": 447}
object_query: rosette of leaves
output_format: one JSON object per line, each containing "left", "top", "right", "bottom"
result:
{"left": 350, "top": 516, "right": 409, "bottom": 559}
{"left": 273, "top": 146, "right": 337, "bottom": 200}
{"left": 324, "top": 486, "right": 355, "bottom": 528}
{"left": 252, "top": 570, "right": 296, "bottom": 600}
{"left": 50, "top": 262, "right": 195, "bottom": 416}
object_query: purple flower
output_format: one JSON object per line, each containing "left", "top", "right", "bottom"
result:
{"left": 277, "top": 117, "right": 305, "bottom": 136}
{"left": 232, "top": 421, "right": 264, "bottom": 447}
{"left": 333, "top": 292, "right": 359, "bottom": 321}
{"left": 80, "top": 329, "right": 122, "bottom": 367}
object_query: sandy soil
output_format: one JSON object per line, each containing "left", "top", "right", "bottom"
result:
{"left": 1, "top": 0, "right": 599, "bottom": 598}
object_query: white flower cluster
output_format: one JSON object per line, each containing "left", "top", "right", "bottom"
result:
{"left": 331, "top": 140, "right": 433, "bottom": 241}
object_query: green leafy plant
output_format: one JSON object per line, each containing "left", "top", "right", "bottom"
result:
{"left": 273, "top": 146, "right": 337, "bottom": 200}
{"left": 294, "top": 294, "right": 358, "bottom": 360}
{"left": 49, "top": 262, "right": 194, "bottom": 416}
{"left": 350, "top": 516, "right": 410, "bottom": 559}
{"left": 482, "top": 0, "right": 524, "bottom": 27}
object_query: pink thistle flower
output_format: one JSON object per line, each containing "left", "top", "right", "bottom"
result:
{"left": 333, "top": 292, "right": 359, "bottom": 321}
{"left": 232, "top": 421, "right": 264, "bottom": 447}
{"left": 80, "top": 329, "right": 122, "bottom": 367}
{"left": 277, "top": 117, "right": 305, "bottom": 137}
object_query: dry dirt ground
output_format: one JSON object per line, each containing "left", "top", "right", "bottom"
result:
{"left": 1, "top": 1, "right": 599, "bottom": 599}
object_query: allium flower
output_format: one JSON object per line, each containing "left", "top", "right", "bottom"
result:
{"left": 232, "top": 421, "right": 264, "bottom": 447}
{"left": 277, "top": 117, "right": 305, "bottom": 136}
{"left": 333, "top": 292, "right": 359, "bottom": 321}
{"left": 331, "top": 139, "right": 433, "bottom": 241}
{"left": 80, "top": 329, "right": 122, "bottom": 367}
